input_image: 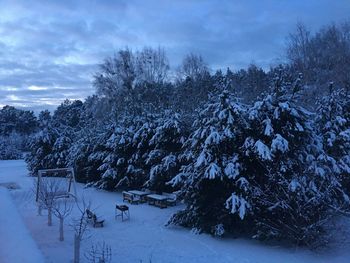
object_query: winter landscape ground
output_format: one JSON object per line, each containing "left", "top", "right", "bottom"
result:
{"left": 0, "top": 159, "right": 350, "bottom": 263}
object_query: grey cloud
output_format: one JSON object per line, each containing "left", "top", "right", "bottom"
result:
{"left": 0, "top": 0, "right": 350, "bottom": 112}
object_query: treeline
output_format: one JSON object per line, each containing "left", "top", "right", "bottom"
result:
{"left": 0, "top": 105, "right": 38, "bottom": 159}
{"left": 21, "top": 22, "right": 350, "bottom": 246}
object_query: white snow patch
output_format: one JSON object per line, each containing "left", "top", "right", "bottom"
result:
{"left": 254, "top": 140, "right": 272, "bottom": 160}
{"left": 271, "top": 134, "right": 289, "bottom": 153}
{"left": 226, "top": 193, "right": 250, "bottom": 219}
{"left": 224, "top": 160, "right": 240, "bottom": 179}
{"left": 263, "top": 118, "right": 274, "bottom": 136}
{"left": 205, "top": 163, "right": 221, "bottom": 179}
{"left": 204, "top": 131, "right": 221, "bottom": 145}
{"left": 289, "top": 179, "right": 300, "bottom": 192}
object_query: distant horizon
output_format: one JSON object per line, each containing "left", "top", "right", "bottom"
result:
{"left": 1, "top": 0, "right": 349, "bottom": 112}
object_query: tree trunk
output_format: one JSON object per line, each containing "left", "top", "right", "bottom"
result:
{"left": 38, "top": 204, "right": 42, "bottom": 216}
{"left": 74, "top": 234, "right": 80, "bottom": 263}
{"left": 48, "top": 208, "right": 52, "bottom": 226}
{"left": 59, "top": 217, "right": 64, "bottom": 241}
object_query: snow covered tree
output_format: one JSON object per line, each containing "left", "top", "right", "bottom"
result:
{"left": 0, "top": 133, "right": 23, "bottom": 160}
{"left": 25, "top": 99, "right": 88, "bottom": 177}
{"left": 169, "top": 72, "right": 348, "bottom": 245}
{"left": 67, "top": 128, "right": 102, "bottom": 183}
{"left": 0, "top": 105, "right": 38, "bottom": 136}
{"left": 146, "top": 111, "right": 185, "bottom": 193}
{"left": 52, "top": 130, "right": 73, "bottom": 168}
{"left": 168, "top": 90, "right": 249, "bottom": 236}
{"left": 93, "top": 123, "right": 134, "bottom": 190}
{"left": 25, "top": 111, "right": 59, "bottom": 175}
{"left": 91, "top": 111, "right": 186, "bottom": 193}
{"left": 241, "top": 72, "right": 348, "bottom": 245}
{"left": 316, "top": 83, "right": 350, "bottom": 193}
{"left": 53, "top": 99, "right": 84, "bottom": 129}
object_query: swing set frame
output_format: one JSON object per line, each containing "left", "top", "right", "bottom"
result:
{"left": 35, "top": 167, "right": 77, "bottom": 202}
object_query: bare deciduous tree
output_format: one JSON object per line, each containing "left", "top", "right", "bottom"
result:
{"left": 177, "top": 53, "right": 209, "bottom": 81}
{"left": 72, "top": 199, "right": 90, "bottom": 263}
{"left": 85, "top": 242, "right": 112, "bottom": 263}
{"left": 36, "top": 178, "right": 63, "bottom": 226}
{"left": 136, "top": 47, "right": 170, "bottom": 84}
{"left": 286, "top": 21, "right": 350, "bottom": 97}
{"left": 94, "top": 48, "right": 136, "bottom": 99}
{"left": 53, "top": 198, "right": 73, "bottom": 241}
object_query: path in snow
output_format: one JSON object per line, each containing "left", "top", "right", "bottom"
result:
{"left": 0, "top": 187, "right": 45, "bottom": 263}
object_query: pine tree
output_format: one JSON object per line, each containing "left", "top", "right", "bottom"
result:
{"left": 25, "top": 111, "right": 59, "bottom": 175}
{"left": 242, "top": 73, "right": 347, "bottom": 245}
{"left": 146, "top": 111, "right": 185, "bottom": 193}
{"left": 316, "top": 83, "right": 350, "bottom": 193}
{"left": 0, "top": 134, "right": 22, "bottom": 160}
{"left": 169, "top": 90, "right": 249, "bottom": 236}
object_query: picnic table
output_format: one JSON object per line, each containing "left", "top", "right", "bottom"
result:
{"left": 128, "top": 190, "right": 149, "bottom": 203}
{"left": 147, "top": 194, "right": 168, "bottom": 209}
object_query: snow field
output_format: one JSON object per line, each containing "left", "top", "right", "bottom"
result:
{"left": 1, "top": 160, "right": 350, "bottom": 263}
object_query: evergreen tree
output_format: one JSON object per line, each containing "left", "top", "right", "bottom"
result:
{"left": 146, "top": 111, "right": 185, "bottom": 193}
{"left": 0, "top": 134, "right": 23, "bottom": 160}
{"left": 241, "top": 72, "right": 347, "bottom": 245}
{"left": 25, "top": 111, "right": 59, "bottom": 175}
{"left": 169, "top": 90, "right": 249, "bottom": 236}
{"left": 316, "top": 83, "right": 350, "bottom": 192}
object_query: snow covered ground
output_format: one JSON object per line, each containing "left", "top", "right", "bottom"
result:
{"left": 1, "top": 159, "right": 350, "bottom": 263}
{"left": 0, "top": 187, "right": 45, "bottom": 263}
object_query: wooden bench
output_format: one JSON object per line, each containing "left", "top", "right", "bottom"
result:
{"left": 86, "top": 209, "right": 104, "bottom": 228}
{"left": 122, "top": 191, "right": 140, "bottom": 204}
{"left": 115, "top": 204, "right": 130, "bottom": 221}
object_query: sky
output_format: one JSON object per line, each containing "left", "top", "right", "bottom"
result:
{"left": 0, "top": 0, "right": 349, "bottom": 113}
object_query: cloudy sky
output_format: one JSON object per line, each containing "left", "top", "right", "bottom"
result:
{"left": 0, "top": 0, "right": 349, "bottom": 112}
